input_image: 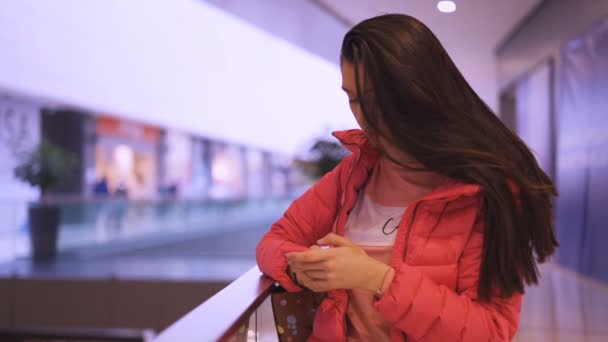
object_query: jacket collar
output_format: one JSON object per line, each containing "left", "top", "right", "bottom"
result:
{"left": 331, "top": 129, "right": 482, "bottom": 201}
{"left": 332, "top": 129, "right": 371, "bottom": 153}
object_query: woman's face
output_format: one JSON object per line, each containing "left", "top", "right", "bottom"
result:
{"left": 341, "top": 61, "right": 385, "bottom": 150}
{"left": 340, "top": 61, "right": 423, "bottom": 169}
{"left": 340, "top": 61, "right": 367, "bottom": 132}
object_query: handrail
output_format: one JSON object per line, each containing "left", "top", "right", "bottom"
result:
{"left": 154, "top": 266, "right": 274, "bottom": 342}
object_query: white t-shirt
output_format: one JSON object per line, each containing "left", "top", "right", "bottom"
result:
{"left": 343, "top": 191, "right": 406, "bottom": 342}
{"left": 343, "top": 191, "right": 407, "bottom": 247}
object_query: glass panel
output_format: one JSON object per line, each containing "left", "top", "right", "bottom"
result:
{"left": 0, "top": 200, "right": 29, "bottom": 262}
{"left": 54, "top": 198, "right": 291, "bottom": 254}
{"left": 255, "top": 296, "right": 280, "bottom": 342}
{"left": 224, "top": 314, "right": 251, "bottom": 342}
{"left": 0, "top": 198, "right": 290, "bottom": 261}
{"left": 224, "top": 296, "right": 279, "bottom": 342}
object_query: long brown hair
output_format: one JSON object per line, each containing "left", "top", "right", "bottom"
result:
{"left": 341, "top": 14, "right": 558, "bottom": 301}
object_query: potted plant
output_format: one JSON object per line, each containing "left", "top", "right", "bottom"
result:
{"left": 13, "top": 138, "right": 78, "bottom": 261}
{"left": 296, "top": 137, "right": 348, "bottom": 180}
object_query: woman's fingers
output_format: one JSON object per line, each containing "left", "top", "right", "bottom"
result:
{"left": 290, "top": 260, "right": 326, "bottom": 272}
{"left": 304, "top": 270, "right": 329, "bottom": 280}
{"left": 294, "top": 270, "right": 320, "bottom": 290}
{"left": 287, "top": 249, "right": 329, "bottom": 265}
{"left": 299, "top": 273, "right": 329, "bottom": 292}
{"left": 317, "top": 233, "right": 355, "bottom": 247}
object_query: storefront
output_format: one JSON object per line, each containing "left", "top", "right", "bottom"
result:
{"left": 208, "top": 143, "right": 247, "bottom": 200}
{"left": 246, "top": 149, "right": 269, "bottom": 199}
{"left": 161, "top": 130, "right": 193, "bottom": 198}
{"left": 93, "top": 115, "right": 162, "bottom": 200}
{"left": 269, "top": 153, "right": 291, "bottom": 198}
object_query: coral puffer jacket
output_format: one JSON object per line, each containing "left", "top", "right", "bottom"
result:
{"left": 257, "top": 129, "right": 522, "bottom": 341}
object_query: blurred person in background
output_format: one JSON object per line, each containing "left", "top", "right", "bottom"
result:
{"left": 257, "top": 14, "right": 557, "bottom": 341}
{"left": 93, "top": 176, "right": 109, "bottom": 197}
{"left": 93, "top": 175, "right": 110, "bottom": 240}
{"left": 109, "top": 181, "right": 129, "bottom": 232}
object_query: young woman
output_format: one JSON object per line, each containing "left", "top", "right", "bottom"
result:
{"left": 257, "top": 14, "right": 557, "bottom": 342}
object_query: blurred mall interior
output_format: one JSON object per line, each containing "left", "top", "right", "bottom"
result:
{"left": 0, "top": 0, "right": 607, "bottom": 341}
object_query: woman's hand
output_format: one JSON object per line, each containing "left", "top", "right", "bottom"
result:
{"left": 286, "top": 233, "right": 390, "bottom": 292}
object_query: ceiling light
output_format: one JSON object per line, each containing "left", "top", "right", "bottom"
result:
{"left": 437, "top": 1, "right": 456, "bottom": 13}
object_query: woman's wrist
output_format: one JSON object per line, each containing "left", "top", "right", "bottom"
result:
{"left": 364, "top": 259, "right": 392, "bottom": 292}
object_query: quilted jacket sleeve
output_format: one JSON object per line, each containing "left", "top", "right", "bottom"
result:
{"left": 256, "top": 155, "right": 350, "bottom": 292}
{"left": 374, "top": 214, "right": 522, "bottom": 341}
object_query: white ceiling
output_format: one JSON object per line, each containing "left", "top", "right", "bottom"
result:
{"left": 318, "top": 0, "right": 541, "bottom": 53}
{"left": 316, "top": 0, "right": 542, "bottom": 110}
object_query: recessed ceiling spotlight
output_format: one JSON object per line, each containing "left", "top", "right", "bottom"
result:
{"left": 437, "top": 1, "right": 456, "bottom": 13}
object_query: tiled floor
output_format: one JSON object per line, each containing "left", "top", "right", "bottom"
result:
{"left": 515, "top": 264, "right": 608, "bottom": 341}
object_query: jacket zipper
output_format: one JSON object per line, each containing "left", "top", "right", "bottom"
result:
{"left": 401, "top": 190, "right": 453, "bottom": 261}
{"left": 333, "top": 142, "right": 361, "bottom": 341}
{"left": 398, "top": 202, "right": 421, "bottom": 342}
{"left": 402, "top": 201, "right": 421, "bottom": 261}
{"left": 333, "top": 143, "right": 361, "bottom": 233}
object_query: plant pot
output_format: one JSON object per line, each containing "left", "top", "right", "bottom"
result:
{"left": 28, "top": 205, "right": 61, "bottom": 261}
